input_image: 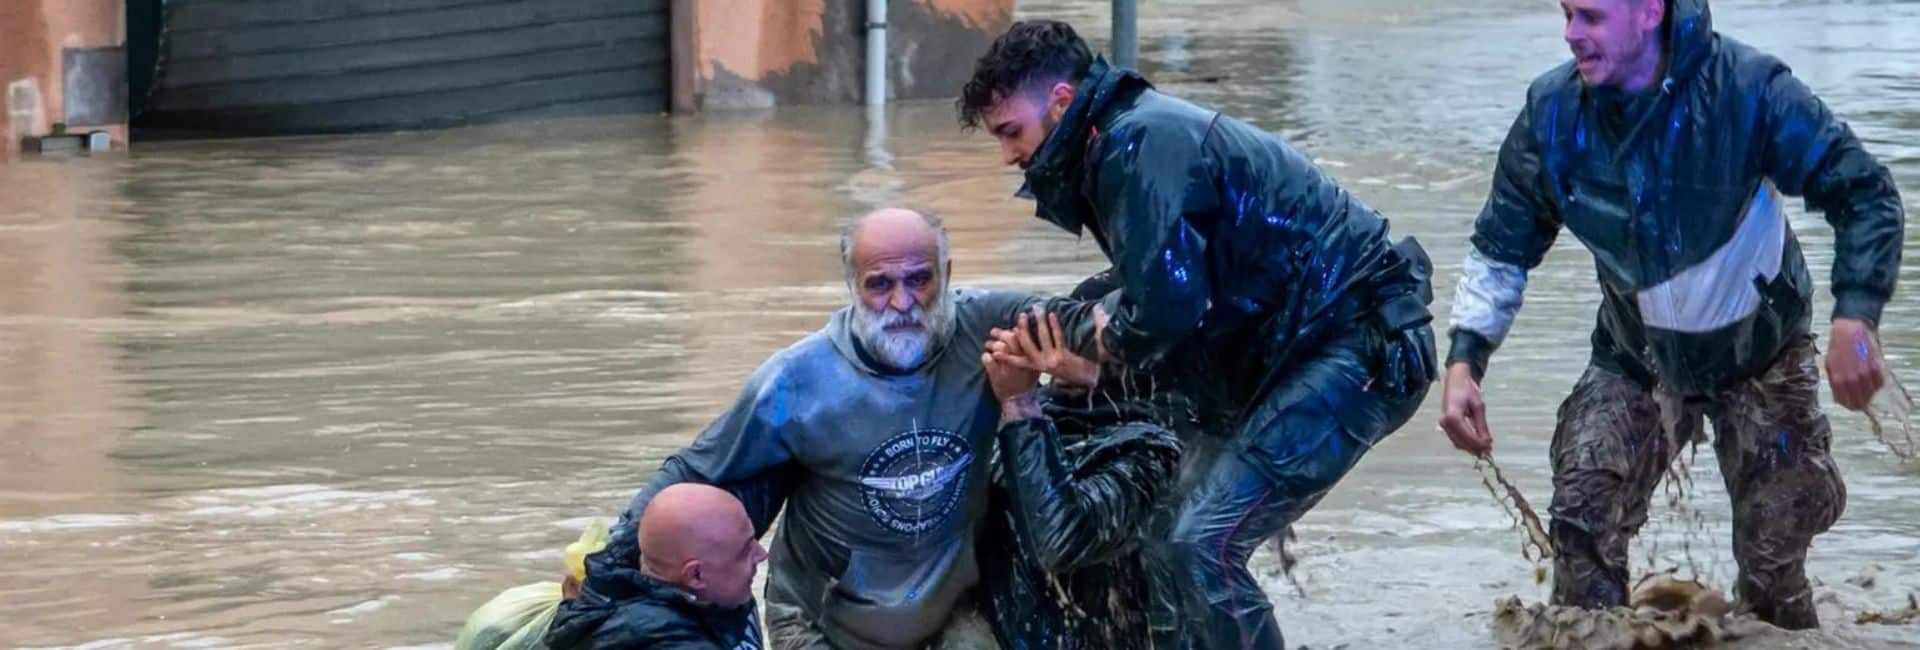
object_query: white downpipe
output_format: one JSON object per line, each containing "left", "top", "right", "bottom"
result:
{"left": 865, "top": 0, "right": 886, "bottom": 106}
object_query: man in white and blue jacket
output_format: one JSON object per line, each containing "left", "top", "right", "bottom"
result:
{"left": 1439, "top": 0, "right": 1904, "bottom": 629}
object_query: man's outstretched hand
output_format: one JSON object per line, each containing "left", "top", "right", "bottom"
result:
{"left": 987, "top": 311, "right": 1102, "bottom": 389}
{"left": 1439, "top": 362, "right": 1494, "bottom": 456}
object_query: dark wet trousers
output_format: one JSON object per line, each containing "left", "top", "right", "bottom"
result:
{"left": 1548, "top": 338, "right": 1845, "bottom": 629}
{"left": 1160, "top": 332, "right": 1428, "bottom": 650}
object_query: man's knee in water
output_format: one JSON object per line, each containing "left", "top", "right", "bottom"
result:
{"left": 1548, "top": 467, "right": 1630, "bottom": 533}
{"left": 1548, "top": 410, "right": 1648, "bottom": 527}
{"left": 1167, "top": 516, "right": 1228, "bottom": 577}
{"left": 1547, "top": 468, "right": 1637, "bottom": 608}
{"left": 1549, "top": 519, "right": 1631, "bottom": 608}
{"left": 1166, "top": 509, "right": 1254, "bottom": 607}
{"left": 1730, "top": 532, "right": 1821, "bottom": 630}
{"left": 1166, "top": 488, "right": 1286, "bottom": 597}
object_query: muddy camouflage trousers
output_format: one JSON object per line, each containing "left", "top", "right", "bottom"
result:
{"left": 1548, "top": 338, "right": 1845, "bottom": 629}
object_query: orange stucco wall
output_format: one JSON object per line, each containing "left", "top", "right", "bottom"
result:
{"left": 694, "top": 1, "right": 808, "bottom": 86}
{"left": 677, "top": 0, "right": 1013, "bottom": 111}
{"left": 1, "top": 0, "right": 124, "bottom": 156}
{"left": 920, "top": 0, "right": 1010, "bottom": 29}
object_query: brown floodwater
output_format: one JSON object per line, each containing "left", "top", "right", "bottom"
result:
{"left": 2, "top": 0, "right": 1917, "bottom": 647}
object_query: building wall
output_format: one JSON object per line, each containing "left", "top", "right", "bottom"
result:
{"left": 675, "top": 0, "right": 1013, "bottom": 112}
{"left": 2, "top": 0, "right": 1001, "bottom": 150}
{"left": 0, "top": 0, "right": 124, "bottom": 156}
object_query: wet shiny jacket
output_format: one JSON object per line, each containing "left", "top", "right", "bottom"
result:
{"left": 545, "top": 570, "right": 762, "bottom": 650}
{"left": 1451, "top": 0, "right": 1904, "bottom": 395}
{"left": 1021, "top": 58, "right": 1436, "bottom": 410}
{"left": 979, "top": 418, "right": 1180, "bottom": 650}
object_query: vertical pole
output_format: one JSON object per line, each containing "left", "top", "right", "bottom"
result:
{"left": 864, "top": 102, "right": 892, "bottom": 169}
{"left": 866, "top": 0, "right": 887, "bottom": 106}
{"left": 1112, "top": 0, "right": 1138, "bottom": 69}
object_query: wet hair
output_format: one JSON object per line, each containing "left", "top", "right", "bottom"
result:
{"left": 957, "top": 20, "right": 1094, "bottom": 130}
{"left": 839, "top": 209, "right": 950, "bottom": 285}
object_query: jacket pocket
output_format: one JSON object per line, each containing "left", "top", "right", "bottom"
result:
{"left": 1236, "top": 341, "right": 1385, "bottom": 484}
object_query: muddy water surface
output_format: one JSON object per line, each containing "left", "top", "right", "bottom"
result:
{"left": 3, "top": 0, "right": 1918, "bottom": 647}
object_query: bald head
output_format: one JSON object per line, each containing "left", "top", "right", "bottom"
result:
{"left": 638, "top": 483, "right": 765, "bottom": 607}
{"left": 840, "top": 208, "right": 950, "bottom": 281}
{"left": 838, "top": 208, "right": 958, "bottom": 371}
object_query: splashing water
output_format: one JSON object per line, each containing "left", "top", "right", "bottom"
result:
{"left": 1644, "top": 445, "right": 1717, "bottom": 585}
{"left": 1265, "top": 526, "right": 1307, "bottom": 598}
{"left": 1864, "top": 368, "right": 1918, "bottom": 463}
{"left": 1492, "top": 576, "right": 1774, "bottom": 650}
{"left": 1855, "top": 593, "right": 1920, "bottom": 626}
{"left": 1640, "top": 393, "right": 1721, "bottom": 587}
{"left": 1474, "top": 455, "right": 1555, "bottom": 576}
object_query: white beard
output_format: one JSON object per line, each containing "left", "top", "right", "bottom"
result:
{"left": 853, "top": 294, "right": 955, "bottom": 371}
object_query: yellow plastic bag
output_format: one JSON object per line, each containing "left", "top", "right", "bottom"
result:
{"left": 454, "top": 581, "right": 562, "bottom": 650}
{"left": 564, "top": 519, "right": 610, "bottom": 584}
{"left": 454, "top": 520, "right": 612, "bottom": 650}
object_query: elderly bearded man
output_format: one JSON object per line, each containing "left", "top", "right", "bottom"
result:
{"left": 566, "top": 208, "right": 1110, "bottom": 649}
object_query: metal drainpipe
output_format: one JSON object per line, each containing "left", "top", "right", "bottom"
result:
{"left": 1113, "top": 0, "right": 1138, "bottom": 69}
{"left": 866, "top": 0, "right": 887, "bottom": 106}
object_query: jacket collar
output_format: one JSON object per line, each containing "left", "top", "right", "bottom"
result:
{"left": 1018, "top": 57, "right": 1151, "bottom": 236}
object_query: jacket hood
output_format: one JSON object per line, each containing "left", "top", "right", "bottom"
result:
{"left": 1665, "top": 0, "right": 1713, "bottom": 91}
{"left": 1020, "top": 57, "right": 1153, "bottom": 236}
{"left": 549, "top": 567, "right": 751, "bottom": 648}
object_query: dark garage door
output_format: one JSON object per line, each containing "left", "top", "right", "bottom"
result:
{"left": 135, "top": 0, "right": 670, "bottom": 137}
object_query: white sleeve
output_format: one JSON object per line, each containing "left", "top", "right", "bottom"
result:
{"left": 1449, "top": 247, "right": 1529, "bottom": 346}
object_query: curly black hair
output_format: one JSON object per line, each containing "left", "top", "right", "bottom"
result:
{"left": 956, "top": 20, "right": 1093, "bottom": 130}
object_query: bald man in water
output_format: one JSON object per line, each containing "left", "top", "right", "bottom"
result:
{"left": 547, "top": 483, "right": 768, "bottom": 649}
{"left": 572, "top": 208, "right": 1103, "bottom": 649}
